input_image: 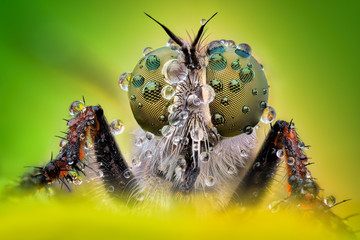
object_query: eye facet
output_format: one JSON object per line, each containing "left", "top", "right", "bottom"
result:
{"left": 206, "top": 44, "right": 269, "bottom": 137}
{"left": 127, "top": 47, "right": 180, "bottom": 135}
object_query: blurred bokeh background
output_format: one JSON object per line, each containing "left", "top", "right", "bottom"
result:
{"left": 0, "top": 0, "right": 359, "bottom": 239}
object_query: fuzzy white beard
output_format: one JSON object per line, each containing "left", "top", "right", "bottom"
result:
{"left": 130, "top": 127, "right": 258, "bottom": 208}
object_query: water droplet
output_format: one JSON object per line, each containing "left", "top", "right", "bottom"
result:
{"left": 172, "top": 136, "right": 183, "bottom": 145}
{"left": 132, "top": 75, "right": 145, "bottom": 88}
{"left": 306, "top": 170, "right": 312, "bottom": 179}
{"left": 69, "top": 100, "right": 85, "bottom": 116}
{"left": 162, "top": 59, "right": 188, "bottom": 85}
{"left": 235, "top": 43, "right": 252, "bottom": 58}
{"left": 201, "top": 85, "right": 215, "bottom": 104}
{"left": 168, "top": 104, "right": 176, "bottom": 114}
{"left": 59, "top": 139, "right": 68, "bottom": 147}
{"left": 231, "top": 59, "right": 241, "bottom": 70}
{"left": 298, "top": 142, "right": 305, "bottom": 149}
{"left": 166, "top": 38, "right": 177, "bottom": 47}
{"left": 221, "top": 97, "right": 230, "bottom": 106}
{"left": 209, "top": 79, "right": 223, "bottom": 93}
{"left": 324, "top": 195, "right": 336, "bottom": 207}
{"left": 123, "top": 170, "right": 131, "bottom": 179}
{"left": 107, "top": 185, "right": 115, "bottom": 192}
{"left": 193, "top": 141, "right": 200, "bottom": 151}
{"left": 227, "top": 166, "right": 236, "bottom": 174}
{"left": 135, "top": 137, "right": 143, "bottom": 146}
{"left": 143, "top": 47, "right": 153, "bottom": 56}
{"left": 200, "top": 152, "right": 210, "bottom": 163}
{"left": 130, "top": 95, "right": 136, "bottom": 102}
{"left": 161, "top": 85, "right": 175, "bottom": 100}
{"left": 97, "top": 170, "right": 104, "bottom": 178}
{"left": 146, "top": 132, "right": 154, "bottom": 140}
{"left": 187, "top": 94, "right": 201, "bottom": 106}
{"left": 145, "top": 150, "right": 152, "bottom": 159}
{"left": 243, "top": 125, "right": 253, "bottom": 134}
{"left": 263, "top": 88, "right": 267, "bottom": 95}
{"left": 109, "top": 119, "right": 125, "bottom": 135}
{"left": 118, "top": 72, "right": 131, "bottom": 91}
{"left": 200, "top": 18, "right": 207, "bottom": 25}
{"left": 261, "top": 106, "right": 276, "bottom": 124}
{"left": 208, "top": 53, "right": 227, "bottom": 71}
{"left": 252, "top": 89, "right": 258, "bottom": 95}
{"left": 132, "top": 158, "right": 141, "bottom": 167}
{"left": 207, "top": 40, "right": 225, "bottom": 55}
{"left": 161, "top": 125, "right": 175, "bottom": 137}
{"left": 242, "top": 105, "right": 250, "bottom": 114}
{"left": 205, "top": 176, "right": 215, "bottom": 187}
{"left": 276, "top": 149, "right": 284, "bottom": 158}
{"left": 145, "top": 55, "right": 161, "bottom": 70}
{"left": 159, "top": 115, "right": 166, "bottom": 123}
{"left": 287, "top": 157, "right": 295, "bottom": 166}
{"left": 240, "top": 149, "right": 248, "bottom": 157}
{"left": 137, "top": 102, "right": 143, "bottom": 108}
{"left": 269, "top": 200, "right": 282, "bottom": 213}
{"left": 190, "top": 127, "right": 204, "bottom": 141}
{"left": 225, "top": 40, "right": 236, "bottom": 47}
{"left": 260, "top": 64, "right": 264, "bottom": 71}
{"left": 84, "top": 140, "right": 94, "bottom": 150}
{"left": 259, "top": 101, "right": 267, "bottom": 109}
{"left": 180, "top": 111, "right": 189, "bottom": 120}
{"left": 212, "top": 113, "right": 225, "bottom": 125}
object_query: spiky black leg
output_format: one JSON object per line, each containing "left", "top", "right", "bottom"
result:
{"left": 92, "top": 106, "right": 137, "bottom": 202}
{"left": 231, "top": 120, "right": 287, "bottom": 205}
{"left": 9, "top": 103, "right": 137, "bottom": 204}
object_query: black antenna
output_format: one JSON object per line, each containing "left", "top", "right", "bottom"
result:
{"left": 144, "top": 12, "right": 183, "bottom": 46}
{"left": 190, "top": 12, "right": 218, "bottom": 68}
{"left": 191, "top": 12, "right": 218, "bottom": 48}
{"left": 144, "top": 13, "right": 192, "bottom": 66}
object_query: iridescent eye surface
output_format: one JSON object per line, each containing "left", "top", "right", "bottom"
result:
{"left": 127, "top": 47, "right": 180, "bottom": 135}
{"left": 206, "top": 44, "right": 269, "bottom": 137}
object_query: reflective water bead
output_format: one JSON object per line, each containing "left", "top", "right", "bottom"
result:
{"left": 146, "top": 131, "right": 154, "bottom": 140}
{"left": 193, "top": 141, "right": 200, "bottom": 151}
{"left": 225, "top": 40, "right": 236, "bottom": 47}
{"left": 205, "top": 176, "right": 215, "bottom": 187}
{"left": 109, "top": 119, "right": 125, "bottom": 135}
{"left": 306, "top": 170, "right": 312, "bottom": 179}
{"left": 190, "top": 127, "right": 204, "bottom": 141}
{"left": 240, "top": 149, "right": 248, "bottom": 157}
{"left": 118, "top": 72, "right": 131, "bottom": 91}
{"left": 161, "top": 125, "right": 175, "bottom": 137}
{"left": 261, "top": 106, "right": 276, "bottom": 124}
{"left": 172, "top": 136, "right": 183, "bottom": 145}
{"left": 143, "top": 47, "right": 153, "bottom": 56}
{"left": 135, "top": 137, "right": 143, "bottom": 146}
{"left": 324, "top": 195, "right": 336, "bottom": 207}
{"left": 107, "top": 185, "right": 115, "bottom": 192}
{"left": 180, "top": 111, "right": 189, "bottom": 120}
{"left": 161, "top": 85, "right": 175, "bottom": 100}
{"left": 132, "top": 158, "right": 141, "bottom": 167}
{"left": 168, "top": 104, "right": 176, "bottom": 114}
{"left": 69, "top": 100, "right": 85, "bottom": 116}
{"left": 298, "top": 142, "right": 305, "bottom": 149}
{"left": 145, "top": 150, "right": 153, "bottom": 159}
{"left": 59, "top": 139, "right": 68, "bottom": 148}
{"left": 287, "top": 157, "right": 295, "bottom": 166}
{"left": 227, "top": 166, "right": 236, "bottom": 174}
{"left": 236, "top": 43, "right": 252, "bottom": 58}
{"left": 84, "top": 140, "right": 94, "bottom": 150}
{"left": 166, "top": 38, "right": 177, "bottom": 47}
{"left": 123, "top": 170, "right": 131, "bottom": 179}
{"left": 162, "top": 59, "right": 188, "bottom": 85}
{"left": 200, "top": 152, "right": 210, "bottom": 163}
{"left": 201, "top": 85, "right": 215, "bottom": 104}
{"left": 97, "top": 170, "right": 104, "bottom": 178}
{"left": 276, "top": 149, "right": 284, "bottom": 158}
{"left": 200, "top": 18, "right": 207, "bottom": 25}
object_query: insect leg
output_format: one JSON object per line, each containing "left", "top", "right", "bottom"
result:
{"left": 92, "top": 106, "right": 137, "bottom": 202}
{"left": 230, "top": 120, "right": 288, "bottom": 205}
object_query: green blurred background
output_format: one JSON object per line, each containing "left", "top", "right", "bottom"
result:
{"left": 0, "top": 0, "right": 360, "bottom": 238}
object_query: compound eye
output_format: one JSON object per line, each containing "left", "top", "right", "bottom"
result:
{"left": 206, "top": 41, "right": 269, "bottom": 137}
{"left": 126, "top": 47, "right": 181, "bottom": 135}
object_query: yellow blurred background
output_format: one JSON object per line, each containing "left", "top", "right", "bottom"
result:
{"left": 0, "top": 0, "right": 359, "bottom": 239}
